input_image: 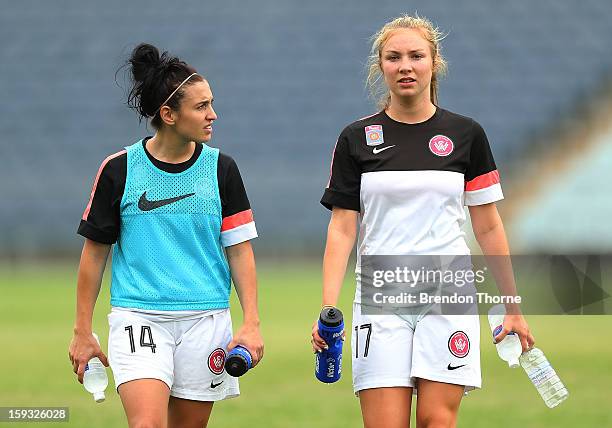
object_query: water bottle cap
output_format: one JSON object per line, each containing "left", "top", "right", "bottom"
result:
{"left": 93, "top": 391, "right": 105, "bottom": 402}
{"left": 508, "top": 358, "right": 520, "bottom": 369}
{"left": 319, "top": 307, "right": 343, "bottom": 327}
{"left": 225, "top": 354, "right": 249, "bottom": 377}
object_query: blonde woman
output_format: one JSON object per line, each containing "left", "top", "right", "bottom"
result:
{"left": 312, "top": 15, "right": 534, "bottom": 428}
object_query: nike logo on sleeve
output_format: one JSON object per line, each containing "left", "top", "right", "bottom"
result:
{"left": 372, "top": 145, "right": 395, "bottom": 154}
{"left": 138, "top": 191, "right": 196, "bottom": 211}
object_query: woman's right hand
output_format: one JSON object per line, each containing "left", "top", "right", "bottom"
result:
{"left": 68, "top": 331, "right": 109, "bottom": 384}
{"left": 311, "top": 321, "right": 328, "bottom": 353}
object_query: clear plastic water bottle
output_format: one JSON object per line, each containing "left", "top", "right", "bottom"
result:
{"left": 487, "top": 304, "right": 522, "bottom": 368}
{"left": 519, "top": 347, "right": 569, "bottom": 408}
{"left": 83, "top": 333, "right": 108, "bottom": 403}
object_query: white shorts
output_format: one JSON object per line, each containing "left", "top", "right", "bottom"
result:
{"left": 351, "top": 303, "right": 481, "bottom": 395}
{"left": 108, "top": 308, "right": 239, "bottom": 401}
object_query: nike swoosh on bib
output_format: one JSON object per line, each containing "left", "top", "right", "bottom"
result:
{"left": 210, "top": 381, "right": 223, "bottom": 389}
{"left": 372, "top": 145, "right": 395, "bottom": 154}
{"left": 447, "top": 363, "right": 466, "bottom": 371}
{"left": 138, "top": 191, "right": 196, "bottom": 211}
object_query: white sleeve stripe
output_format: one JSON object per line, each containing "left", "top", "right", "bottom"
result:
{"left": 464, "top": 183, "right": 504, "bottom": 206}
{"left": 221, "top": 222, "right": 258, "bottom": 247}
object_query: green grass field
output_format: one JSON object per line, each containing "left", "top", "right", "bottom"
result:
{"left": 1, "top": 261, "right": 610, "bottom": 427}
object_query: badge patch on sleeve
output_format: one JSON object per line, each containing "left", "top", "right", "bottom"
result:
{"left": 365, "top": 125, "right": 384, "bottom": 146}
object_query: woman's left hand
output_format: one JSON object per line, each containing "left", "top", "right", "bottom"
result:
{"left": 228, "top": 323, "right": 264, "bottom": 367}
{"left": 494, "top": 313, "right": 535, "bottom": 352}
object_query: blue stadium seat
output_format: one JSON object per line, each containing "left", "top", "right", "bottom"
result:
{"left": 1, "top": 0, "right": 612, "bottom": 253}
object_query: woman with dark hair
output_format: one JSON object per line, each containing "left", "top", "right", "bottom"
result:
{"left": 69, "top": 43, "right": 263, "bottom": 427}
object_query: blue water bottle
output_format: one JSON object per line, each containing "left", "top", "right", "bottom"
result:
{"left": 315, "top": 307, "right": 344, "bottom": 383}
{"left": 225, "top": 345, "right": 253, "bottom": 377}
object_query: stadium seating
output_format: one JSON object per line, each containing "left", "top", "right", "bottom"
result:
{"left": 509, "top": 130, "right": 612, "bottom": 252}
{"left": 2, "top": 0, "right": 611, "bottom": 254}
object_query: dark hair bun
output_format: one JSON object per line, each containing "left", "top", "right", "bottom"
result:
{"left": 129, "top": 43, "right": 162, "bottom": 84}
{"left": 123, "top": 43, "right": 201, "bottom": 126}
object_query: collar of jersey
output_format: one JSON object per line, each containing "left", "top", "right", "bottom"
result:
{"left": 382, "top": 106, "right": 441, "bottom": 127}
{"left": 138, "top": 137, "right": 207, "bottom": 177}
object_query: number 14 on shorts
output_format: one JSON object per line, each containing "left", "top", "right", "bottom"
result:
{"left": 125, "top": 325, "right": 157, "bottom": 353}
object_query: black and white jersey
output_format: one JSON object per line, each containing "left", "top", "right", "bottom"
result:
{"left": 321, "top": 108, "right": 503, "bottom": 258}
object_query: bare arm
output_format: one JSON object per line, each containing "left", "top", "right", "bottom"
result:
{"left": 469, "top": 203, "right": 535, "bottom": 351}
{"left": 312, "top": 207, "right": 358, "bottom": 351}
{"left": 322, "top": 207, "right": 359, "bottom": 306}
{"left": 226, "top": 240, "right": 264, "bottom": 365}
{"left": 69, "top": 238, "right": 111, "bottom": 383}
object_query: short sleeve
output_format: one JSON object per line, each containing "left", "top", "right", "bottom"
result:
{"left": 320, "top": 128, "right": 361, "bottom": 211}
{"left": 77, "top": 150, "right": 127, "bottom": 244}
{"left": 464, "top": 121, "right": 504, "bottom": 206}
{"left": 218, "top": 154, "right": 258, "bottom": 247}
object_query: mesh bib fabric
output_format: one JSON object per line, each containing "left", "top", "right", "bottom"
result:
{"left": 110, "top": 140, "right": 231, "bottom": 310}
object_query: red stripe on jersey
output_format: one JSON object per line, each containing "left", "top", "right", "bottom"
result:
{"left": 221, "top": 209, "right": 254, "bottom": 232}
{"left": 82, "top": 150, "right": 127, "bottom": 221}
{"left": 465, "top": 170, "right": 500, "bottom": 191}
